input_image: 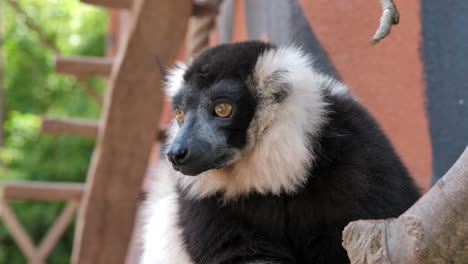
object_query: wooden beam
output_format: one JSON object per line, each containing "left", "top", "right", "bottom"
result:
{"left": 1, "top": 182, "right": 84, "bottom": 201}
{"left": 71, "top": 0, "right": 191, "bottom": 264}
{"left": 80, "top": 0, "right": 132, "bottom": 9}
{"left": 41, "top": 117, "right": 99, "bottom": 138}
{"left": 40, "top": 116, "right": 168, "bottom": 141}
{"left": 55, "top": 56, "right": 113, "bottom": 78}
{"left": 81, "top": 0, "right": 216, "bottom": 16}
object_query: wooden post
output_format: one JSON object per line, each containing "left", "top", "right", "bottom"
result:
{"left": 71, "top": 0, "right": 191, "bottom": 263}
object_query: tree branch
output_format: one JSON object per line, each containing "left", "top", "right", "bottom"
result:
{"left": 76, "top": 78, "right": 103, "bottom": 105}
{"left": 4, "top": 0, "right": 103, "bottom": 104}
{"left": 371, "top": 0, "right": 400, "bottom": 45}
{"left": 4, "top": 0, "right": 60, "bottom": 53}
{"left": 342, "top": 146, "right": 468, "bottom": 263}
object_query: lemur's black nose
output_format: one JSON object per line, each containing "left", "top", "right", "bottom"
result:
{"left": 166, "top": 136, "right": 211, "bottom": 176}
{"left": 167, "top": 147, "right": 189, "bottom": 166}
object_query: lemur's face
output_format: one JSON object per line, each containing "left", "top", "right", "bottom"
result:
{"left": 166, "top": 42, "right": 273, "bottom": 176}
{"left": 168, "top": 79, "right": 256, "bottom": 176}
{"left": 164, "top": 41, "right": 327, "bottom": 196}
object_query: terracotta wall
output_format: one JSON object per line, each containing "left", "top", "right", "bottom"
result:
{"left": 297, "top": 0, "right": 431, "bottom": 189}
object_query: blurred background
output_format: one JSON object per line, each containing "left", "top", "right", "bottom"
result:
{"left": 0, "top": 0, "right": 104, "bottom": 262}
{"left": 0, "top": 0, "right": 467, "bottom": 263}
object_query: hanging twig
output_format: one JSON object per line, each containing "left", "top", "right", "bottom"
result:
{"left": 371, "top": 0, "right": 400, "bottom": 45}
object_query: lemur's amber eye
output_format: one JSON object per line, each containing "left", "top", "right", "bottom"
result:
{"left": 214, "top": 103, "right": 233, "bottom": 118}
{"left": 175, "top": 108, "right": 185, "bottom": 123}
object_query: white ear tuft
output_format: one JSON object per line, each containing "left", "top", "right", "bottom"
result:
{"left": 254, "top": 45, "right": 315, "bottom": 94}
{"left": 164, "top": 62, "right": 188, "bottom": 98}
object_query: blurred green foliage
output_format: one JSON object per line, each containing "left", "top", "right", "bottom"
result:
{"left": 0, "top": 0, "right": 107, "bottom": 263}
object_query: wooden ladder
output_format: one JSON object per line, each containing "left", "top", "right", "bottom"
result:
{"left": 0, "top": 0, "right": 217, "bottom": 263}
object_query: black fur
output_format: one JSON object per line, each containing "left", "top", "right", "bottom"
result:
{"left": 184, "top": 41, "right": 274, "bottom": 89}
{"left": 173, "top": 42, "right": 420, "bottom": 264}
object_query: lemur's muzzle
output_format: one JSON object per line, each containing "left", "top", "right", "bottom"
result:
{"left": 166, "top": 135, "right": 213, "bottom": 176}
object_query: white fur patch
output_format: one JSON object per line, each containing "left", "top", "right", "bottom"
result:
{"left": 176, "top": 45, "right": 332, "bottom": 199}
{"left": 164, "top": 62, "right": 188, "bottom": 98}
{"left": 140, "top": 162, "right": 193, "bottom": 264}
{"left": 318, "top": 74, "right": 348, "bottom": 96}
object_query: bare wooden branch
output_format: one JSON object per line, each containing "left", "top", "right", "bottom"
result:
{"left": 41, "top": 117, "right": 99, "bottom": 138}
{"left": 342, "top": 146, "right": 468, "bottom": 263}
{"left": 71, "top": 0, "right": 191, "bottom": 263}
{"left": 371, "top": 0, "right": 400, "bottom": 45}
{"left": 55, "top": 56, "right": 113, "bottom": 78}
{"left": 1, "top": 181, "right": 84, "bottom": 201}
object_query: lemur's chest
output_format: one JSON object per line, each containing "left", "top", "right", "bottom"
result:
{"left": 176, "top": 191, "right": 323, "bottom": 245}
{"left": 169, "top": 187, "right": 355, "bottom": 264}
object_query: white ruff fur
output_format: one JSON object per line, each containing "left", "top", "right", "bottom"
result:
{"left": 166, "top": 45, "right": 344, "bottom": 199}
{"left": 140, "top": 162, "right": 194, "bottom": 264}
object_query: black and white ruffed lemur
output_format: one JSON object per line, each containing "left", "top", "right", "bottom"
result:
{"left": 140, "top": 41, "right": 420, "bottom": 264}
